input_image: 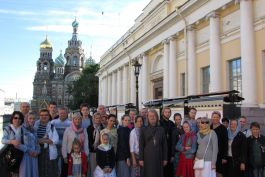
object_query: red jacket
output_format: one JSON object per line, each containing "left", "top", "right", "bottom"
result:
{"left": 68, "top": 151, "right": 88, "bottom": 176}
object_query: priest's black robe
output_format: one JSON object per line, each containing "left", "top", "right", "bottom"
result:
{"left": 139, "top": 125, "right": 168, "bottom": 177}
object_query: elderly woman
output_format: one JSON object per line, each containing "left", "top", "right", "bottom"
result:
{"left": 2, "top": 111, "right": 24, "bottom": 177}
{"left": 226, "top": 119, "right": 247, "bottom": 177}
{"left": 20, "top": 113, "right": 40, "bottom": 177}
{"left": 139, "top": 109, "right": 168, "bottom": 177}
{"left": 176, "top": 121, "right": 197, "bottom": 177}
{"left": 62, "top": 112, "right": 89, "bottom": 164}
{"left": 195, "top": 117, "right": 218, "bottom": 177}
{"left": 34, "top": 109, "right": 59, "bottom": 177}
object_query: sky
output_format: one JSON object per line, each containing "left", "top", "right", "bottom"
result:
{"left": 0, "top": 0, "right": 150, "bottom": 100}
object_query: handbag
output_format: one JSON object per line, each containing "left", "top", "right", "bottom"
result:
{"left": 3, "top": 126, "right": 24, "bottom": 172}
{"left": 193, "top": 131, "right": 212, "bottom": 170}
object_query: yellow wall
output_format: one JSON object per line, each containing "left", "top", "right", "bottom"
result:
{"left": 255, "top": 28, "right": 265, "bottom": 104}
{"left": 196, "top": 50, "right": 210, "bottom": 93}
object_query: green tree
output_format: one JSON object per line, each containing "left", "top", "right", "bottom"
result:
{"left": 67, "top": 64, "right": 99, "bottom": 110}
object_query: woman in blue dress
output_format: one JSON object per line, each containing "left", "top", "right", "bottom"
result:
{"left": 19, "top": 113, "right": 40, "bottom": 177}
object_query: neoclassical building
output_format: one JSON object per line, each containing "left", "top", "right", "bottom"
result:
{"left": 32, "top": 19, "right": 95, "bottom": 112}
{"left": 97, "top": 0, "right": 265, "bottom": 121}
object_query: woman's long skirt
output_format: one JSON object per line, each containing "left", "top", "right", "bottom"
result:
{"left": 131, "top": 154, "right": 141, "bottom": 177}
{"left": 117, "top": 160, "right": 130, "bottom": 177}
{"left": 94, "top": 166, "right": 116, "bottom": 177}
{"left": 194, "top": 161, "right": 216, "bottom": 177}
{"left": 176, "top": 153, "right": 194, "bottom": 177}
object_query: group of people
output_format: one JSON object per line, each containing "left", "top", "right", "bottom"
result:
{"left": 1, "top": 102, "right": 265, "bottom": 177}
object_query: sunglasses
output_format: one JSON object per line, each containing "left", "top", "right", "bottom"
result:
{"left": 201, "top": 121, "right": 209, "bottom": 124}
{"left": 13, "top": 116, "right": 20, "bottom": 120}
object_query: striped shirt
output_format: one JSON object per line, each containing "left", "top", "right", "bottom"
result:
{"left": 37, "top": 124, "right": 47, "bottom": 139}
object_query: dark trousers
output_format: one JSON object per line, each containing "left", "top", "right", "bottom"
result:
{"left": 164, "top": 162, "right": 174, "bottom": 177}
{"left": 59, "top": 157, "right": 68, "bottom": 177}
{"left": 226, "top": 157, "right": 246, "bottom": 177}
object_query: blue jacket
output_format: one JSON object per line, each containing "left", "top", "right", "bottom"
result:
{"left": 176, "top": 133, "right": 197, "bottom": 159}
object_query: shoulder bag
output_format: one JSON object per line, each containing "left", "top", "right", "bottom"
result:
{"left": 193, "top": 131, "right": 212, "bottom": 170}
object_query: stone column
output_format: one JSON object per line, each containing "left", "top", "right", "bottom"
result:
{"left": 98, "top": 76, "right": 102, "bottom": 104}
{"left": 130, "top": 63, "right": 136, "bottom": 104}
{"left": 107, "top": 74, "right": 112, "bottom": 106}
{"left": 169, "top": 36, "right": 177, "bottom": 98}
{"left": 112, "top": 71, "right": 117, "bottom": 105}
{"left": 240, "top": 0, "right": 257, "bottom": 105}
{"left": 208, "top": 11, "right": 222, "bottom": 92}
{"left": 187, "top": 25, "right": 197, "bottom": 95}
{"left": 123, "top": 64, "right": 129, "bottom": 104}
{"left": 101, "top": 76, "right": 106, "bottom": 105}
{"left": 117, "top": 68, "right": 122, "bottom": 105}
{"left": 138, "top": 56, "right": 143, "bottom": 108}
{"left": 104, "top": 75, "right": 108, "bottom": 105}
{"left": 163, "top": 39, "right": 170, "bottom": 98}
{"left": 142, "top": 53, "right": 148, "bottom": 103}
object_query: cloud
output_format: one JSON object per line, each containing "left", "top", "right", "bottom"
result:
{"left": 0, "top": 9, "right": 36, "bottom": 16}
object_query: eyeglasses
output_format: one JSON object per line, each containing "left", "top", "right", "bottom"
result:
{"left": 201, "top": 121, "right": 209, "bottom": 124}
{"left": 13, "top": 116, "right": 20, "bottom": 120}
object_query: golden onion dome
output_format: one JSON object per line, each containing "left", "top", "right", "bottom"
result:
{"left": 40, "top": 36, "right": 52, "bottom": 49}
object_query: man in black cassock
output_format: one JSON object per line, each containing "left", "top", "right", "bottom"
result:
{"left": 139, "top": 109, "right": 168, "bottom": 177}
{"left": 160, "top": 107, "right": 175, "bottom": 177}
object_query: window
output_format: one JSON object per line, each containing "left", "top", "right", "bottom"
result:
{"left": 181, "top": 73, "right": 186, "bottom": 96}
{"left": 229, "top": 58, "right": 242, "bottom": 92}
{"left": 153, "top": 79, "right": 163, "bottom": 99}
{"left": 202, "top": 66, "right": 210, "bottom": 93}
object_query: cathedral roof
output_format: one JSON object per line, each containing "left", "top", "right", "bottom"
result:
{"left": 54, "top": 51, "right": 65, "bottom": 66}
{"left": 85, "top": 56, "right": 96, "bottom": 66}
{"left": 40, "top": 36, "right": 52, "bottom": 49}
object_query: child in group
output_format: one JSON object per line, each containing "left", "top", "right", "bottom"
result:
{"left": 94, "top": 133, "right": 116, "bottom": 177}
{"left": 68, "top": 138, "right": 88, "bottom": 177}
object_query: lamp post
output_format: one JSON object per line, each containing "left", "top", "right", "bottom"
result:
{"left": 133, "top": 59, "right": 142, "bottom": 113}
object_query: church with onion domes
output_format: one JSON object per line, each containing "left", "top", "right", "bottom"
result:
{"left": 31, "top": 19, "right": 95, "bottom": 113}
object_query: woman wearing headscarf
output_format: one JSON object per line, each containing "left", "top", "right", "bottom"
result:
{"left": 195, "top": 117, "right": 218, "bottom": 177}
{"left": 87, "top": 112, "right": 103, "bottom": 176}
{"left": 226, "top": 119, "right": 247, "bottom": 177}
{"left": 19, "top": 113, "right": 40, "bottom": 177}
{"left": 2, "top": 111, "right": 24, "bottom": 177}
{"left": 139, "top": 109, "right": 168, "bottom": 177}
{"left": 175, "top": 121, "right": 197, "bottom": 177}
{"left": 94, "top": 133, "right": 116, "bottom": 177}
{"left": 62, "top": 112, "right": 89, "bottom": 165}
{"left": 130, "top": 115, "right": 144, "bottom": 177}
{"left": 100, "top": 114, "right": 118, "bottom": 153}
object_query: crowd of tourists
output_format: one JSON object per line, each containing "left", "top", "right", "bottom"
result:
{"left": 1, "top": 101, "right": 265, "bottom": 177}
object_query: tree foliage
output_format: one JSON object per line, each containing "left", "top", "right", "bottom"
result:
{"left": 67, "top": 64, "right": 99, "bottom": 110}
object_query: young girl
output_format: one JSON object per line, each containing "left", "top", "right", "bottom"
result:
{"left": 94, "top": 133, "right": 116, "bottom": 177}
{"left": 68, "top": 138, "right": 88, "bottom": 177}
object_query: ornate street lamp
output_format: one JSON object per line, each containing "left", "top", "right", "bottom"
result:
{"left": 133, "top": 59, "right": 142, "bottom": 113}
